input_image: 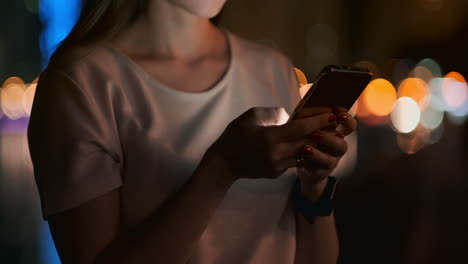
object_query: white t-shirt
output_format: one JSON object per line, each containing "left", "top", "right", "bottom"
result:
{"left": 28, "top": 29, "right": 302, "bottom": 263}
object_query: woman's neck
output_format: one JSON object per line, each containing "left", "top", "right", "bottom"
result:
{"left": 110, "top": 0, "right": 223, "bottom": 61}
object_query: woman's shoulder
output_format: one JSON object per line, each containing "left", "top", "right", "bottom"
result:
{"left": 45, "top": 42, "right": 124, "bottom": 85}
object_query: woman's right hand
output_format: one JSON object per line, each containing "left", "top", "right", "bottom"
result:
{"left": 204, "top": 107, "right": 338, "bottom": 182}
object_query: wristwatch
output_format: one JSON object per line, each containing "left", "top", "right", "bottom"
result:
{"left": 292, "top": 176, "right": 338, "bottom": 224}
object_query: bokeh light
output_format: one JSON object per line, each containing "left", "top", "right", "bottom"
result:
{"left": 362, "top": 78, "right": 397, "bottom": 116}
{"left": 442, "top": 78, "right": 468, "bottom": 109}
{"left": 398, "top": 78, "right": 430, "bottom": 110}
{"left": 428, "top": 78, "right": 446, "bottom": 111}
{"left": 23, "top": 84, "right": 37, "bottom": 116}
{"left": 409, "top": 66, "right": 434, "bottom": 83}
{"left": 299, "top": 83, "right": 313, "bottom": 99}
{"left": 2, "top": 76, "right": 25, "bottom": 87}
{"left": 1, "top": 84, "right": 27, "bottom": 120}
{"left": 422, "top": 121, "right": 444, "bottom": 145}
{"left": 445, "top": 72, "right": 466, "bottom": 83}
{"left": 294, "top": 67, "right": 308, "bottom": 87}
{"left": 419, "top": 95, "right": 444, "bottom": 130}
{"left": 391, "top": 97, "right": 421, "bottom": 133}
{"left": 397, "top": 126, "right": 427, "bottom": 154}
{"left": 417, "top": 58, "right": 442, "bottom": 77}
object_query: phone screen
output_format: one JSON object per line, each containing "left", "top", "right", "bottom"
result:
{"left": 289, "top": 65, "right": 373, "bottom": 121}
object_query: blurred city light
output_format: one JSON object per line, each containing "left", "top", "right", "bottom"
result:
{"left": 445, "top": 71, "right": 466, "bottom": 83}
{"left": 419, "top": 95, "right": 444, "bottom": 130}
{"left": 2, "top": 76, "right": 25, "bottom": 87}
{"left": 391, "top": 97, "right": 421, "bottom": 133}
{"left": 417, "top": 58, "right": 443, "bottom": 77}
{"left": 409, "top": 66, "right": 434, "bottom": 83}
{"left": 398, "top": 78, "right": 430, "bottom": 110}
{"left": 299, "top": 83, "right": 313, "bottom": 99}
{"left": 1, "top": 83, "right": 27, "bottom": 120}
{"left": 442, "top": 78, "right": 468, "bottom": 109}
{"left": 39, "top": 0, "right": 82, "bottom": 66}
{"left": 362, "top": 78, "right": 397, "bottom": 116}
{"left": 397, "top": 125, "right": 427, "bottom": 154}
{"left": 23, "top": 83, "right": 37, "bottom": 116}
{"left": 294, "top": 67, "right": 308, "bottom": 87}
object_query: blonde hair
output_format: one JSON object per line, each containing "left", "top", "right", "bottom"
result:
{"left": 50, "top": 0, "right": 146, "bottom": 61}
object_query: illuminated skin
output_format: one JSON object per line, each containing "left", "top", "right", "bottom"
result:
{"left": 168, "top": 0, "right": 227, "bottom": 18}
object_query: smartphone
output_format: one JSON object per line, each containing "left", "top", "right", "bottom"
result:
{"left": 288, "top": 65, "right": 373, "bottom": 121}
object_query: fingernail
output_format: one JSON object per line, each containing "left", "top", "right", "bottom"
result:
{"left": 310, "top": 131, "right": 323, "bottom": 139}
{"left": 338, "top": 113, "right": 348, "bottom": 122}
{"left": 335, "top": 133, "right": 345, "bottom": 138}
{"left": 303, "top": 145, "right": 314, "bottom": 155}
{"left": 328, "top": 115, "right": 337, "bottom": 123}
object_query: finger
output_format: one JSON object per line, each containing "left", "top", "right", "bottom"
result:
{"left": 332, "top": 106, "right": 349, "bottom": 114}
{"left": 335, "top": 112, "right": 357, "bottom": 136}
{"left": 273, "top": 112, "right": 338, "bottom": 140}
{"left": 308, "top": 130, "right": 348, "bottom": 157}
{"left": 294, "top": 107, "right": 332, "bottom": 119}
{"left": 302, "top": 145, "right": 339, "bottom": 171}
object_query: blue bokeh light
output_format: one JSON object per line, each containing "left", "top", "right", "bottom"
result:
{"left": 39, "top": 0, "right": 82, "bottom": 67}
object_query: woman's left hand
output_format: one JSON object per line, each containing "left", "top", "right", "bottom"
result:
{"left": 296, "top": 107, "right": 357, "bottom": 200}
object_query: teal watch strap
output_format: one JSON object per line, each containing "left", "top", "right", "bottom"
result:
{"left": 292, "top": 176, "right": 338, "bottom": 224}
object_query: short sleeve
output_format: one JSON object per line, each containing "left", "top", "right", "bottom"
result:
{"left": 27, "top": 68, "right": 123, "bottom": 219}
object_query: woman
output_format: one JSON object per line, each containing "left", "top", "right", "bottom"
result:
{"left": 27, "top": 0, "right": 355, "bottom": 263}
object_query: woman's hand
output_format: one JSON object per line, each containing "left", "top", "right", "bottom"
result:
{"left": 205, "top": 107, "right": 338, "bottom": 183}
{"left": 296, "top": 107, "right": 357, "bottom": 200}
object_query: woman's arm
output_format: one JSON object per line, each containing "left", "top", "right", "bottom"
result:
{"left": 48, "top": 106, "right": 341, "bottom": 264}
{"left": 294, "top": 179, "right": 339, "bottom": 264}
{"left": 49, "top": 152, "right": 235, "bottom": 264}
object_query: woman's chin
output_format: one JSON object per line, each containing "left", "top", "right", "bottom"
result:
{"left": 169, "top": 0, "right": 226, "bottom": 19}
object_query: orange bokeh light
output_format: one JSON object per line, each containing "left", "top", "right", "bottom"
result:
{"left": 362, "top": 78, "right": 397, "bottom": 116}
{"left": 294, "top": 68, "right": 308, "bottom": 87}
{"left": 2, "top": 77, "right": 25, "bottom": 88}
{"left": 397, "top": 78, "right": 430, "bottom": 110}
{"left": 445, "top": 72, "right": 466, "bottom": 83}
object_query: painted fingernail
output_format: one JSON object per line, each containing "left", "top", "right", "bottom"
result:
{"left": 328, "top": 115, "right": 337, "bottom": 123}
{"left": 310, "top": 131, "right": 323, "bottom": 139}
{"left": 335, "top": 133, "right": 345, "bottom": 138}
{"left": 338, "top": 113, "right": 348, "bottom": 121}
{"left": 303, "top": 145, "right": 314, "bottom": 155}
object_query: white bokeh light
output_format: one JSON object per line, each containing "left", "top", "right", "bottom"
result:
{"left": 23, "top": 83, "right": 37, "bottom": 116}
{"left": 391, "top": 97, "right": 421, "bottom": 133}
{"left": 1, "top": 84, "right": 27, "bottom": 120}
{"left": 442, "top": 78, "right": 468, "bottom": 110}
{"left": 419, "top": 95, "right": 444, "bottom": 130}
